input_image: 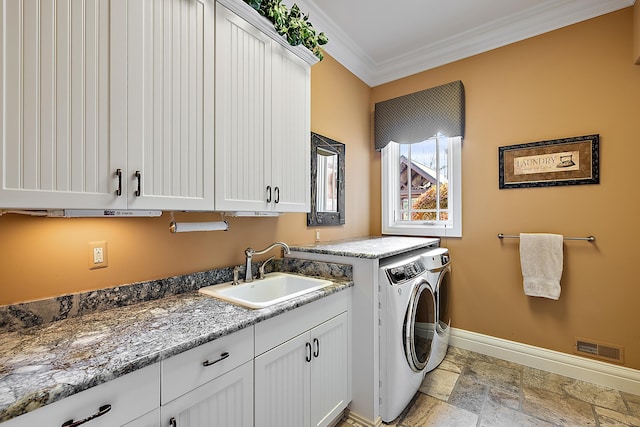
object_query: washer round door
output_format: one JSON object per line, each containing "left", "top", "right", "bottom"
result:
{"left": 404, "top": 279, "right": 436, "bottom": 372}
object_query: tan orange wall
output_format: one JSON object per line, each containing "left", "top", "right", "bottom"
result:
{"left": 372, "top": 8, "right": 640, "bottom": 369}
{"left": 0, "top": 54, "right": 372, "bottom": 306}
{"left": 310, "top": 56, "right": 375, "bottom": 240}
{"left": 3, "top": 7, "right": 638, "bottom": 373}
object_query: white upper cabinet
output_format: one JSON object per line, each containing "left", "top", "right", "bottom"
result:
{"left": 271, "top": 44, "right": 311, "bottom": 212}
{"left": 125, "top": 0, "right": 214, "bottom": 211}
{"left": 0, "top": 0, "right": 126, "bottom": 209}
{"left": 215, "top": 4, "right": 272, "bottom": 212}
{"left": 0, "top": 0, "right": 214, "bottom": 211}
{"left": 215, "top": 3, "right": 311, "bottom": 213}
{"left": 1, "top": 0, "right": 313, "bottom": 213}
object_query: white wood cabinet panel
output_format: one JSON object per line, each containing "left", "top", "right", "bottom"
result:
{"left": 126, "top": 0, "right": 214, "bottom": 211}
{"left": 0, "top": 0, "right": 126, "bottom": 209}
{"left": 161, "top": 326, "right": 254, "bottom": 404}
{"left": 271, "top": 43, "right": 311, "bottom": 213}
{"left": 2, "top": 363, "right": 159, "bottom": 427}
{"left": 255, "top": 291, "right": 350, "bottom": 427}
{"left": 215, "top": 2, "right": 310, "bottom": 213}
{"left": 254, "top": 332, "right": 311, "bottom": 427}
{"left": 215, "top": 4, "right": 272, "bottom": 212}
{"left": 311, "top": 313, "right": 349, "bottom": 427}
{"left": 255, "top": 291, "right": 349, "bottom": 356}
{"left": 161, "top": 360, "right": 253, "bottom": 427}
{"left": 0, "top": 0, "right": 214, "bottom": 211}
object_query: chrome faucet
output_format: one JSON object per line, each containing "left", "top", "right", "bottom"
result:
{"left": 244, "top": 242, "right": 290, "bottom": 282}
{"left": 258, "top": 256, "right": 275, "bottom": 280}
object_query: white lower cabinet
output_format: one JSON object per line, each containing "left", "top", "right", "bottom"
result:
{"left": 160, "top": 361, "right": 253, "bottom": 427}
{"left": 2, "top": 364, "right": 160, "bottom": 427}
{"left": 160, "top": 326, "right": 254, "bottom": 427}
{"left": 310, "top": 314, "right": 350, "bottom": 427}
{"left": 160, "top": 327, "right": 254, "bottom": 405}
{"left": 255, "top": 332, "right": 311, "bottom": 426}
{"left": 254, "top": 292, "right": 350, "bottom": 427}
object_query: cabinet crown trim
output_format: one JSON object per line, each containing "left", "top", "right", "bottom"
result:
{"left": 216, "top": 0, "right": 320, "bottom": 65}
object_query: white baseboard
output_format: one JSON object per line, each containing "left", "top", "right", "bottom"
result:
{"left": 449, "top": 328, "right": 640, "bottom": 395}
{"left": 344, "top": 411, "right": 382, "bottom": 427}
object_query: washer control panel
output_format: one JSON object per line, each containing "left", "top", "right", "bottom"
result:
{"left": 384, "top": 260, "right": 426, "bottom": 285}
{"left": 422, "top": 248, "right": 450, "bottom": 270}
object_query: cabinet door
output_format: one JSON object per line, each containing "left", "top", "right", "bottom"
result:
{"left": 215, "top": 4, "right": 272, "bottom": 212}
{"left": 125, "top": 0, "right": 214, "bottom": 211}
{"left": 310, "top": 313, "right": 349, "bottom": 427}
{"left": 271, "top": 44, "right": 311, "bottom": 213}
{"left": 255, "top": 332, "right": 311, "bottom": 427}
{"left": 161, "top": 361, "right": 253, "bottom": 427}
{"left": 0, "top": 0, "right": 127, "bottom": 210}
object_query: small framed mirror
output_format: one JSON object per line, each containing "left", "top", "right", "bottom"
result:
{"left": 308, "top": 132, "right": 345, "bottom": 226}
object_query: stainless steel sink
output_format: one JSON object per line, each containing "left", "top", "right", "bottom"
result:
{"left": 198, "top": 272, "right": 332, "bottom": 309}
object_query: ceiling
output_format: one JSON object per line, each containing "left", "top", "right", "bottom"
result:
{"left": 284, "top": 0, "right": 635, "bottom": 87}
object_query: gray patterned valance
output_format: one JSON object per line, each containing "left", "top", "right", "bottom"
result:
{"left": 374, "top": 80, "right": 465, "bottom": 151}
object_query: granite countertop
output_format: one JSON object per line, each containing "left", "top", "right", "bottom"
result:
{"left": 289, "top": 236, "right": 440, "bottom": 259}
{"left": 0, "top": 269, "right": 352, "bottom": 422}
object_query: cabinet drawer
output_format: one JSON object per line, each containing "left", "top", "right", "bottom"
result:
{"left": 255, "top": 290, "right": 349, "bottom": 356}
{"left": 2, "top": 363, "right": 159, "bottom": 427}
{"left": 161, "top": 326, "right": 254, "bottom": 404}
{"left": 161, "top": 361, "right": 253, "bottom": 427}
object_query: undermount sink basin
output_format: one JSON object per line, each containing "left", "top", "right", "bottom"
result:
{"left": 198, "top": 272, "right": 333, "bottom": 309}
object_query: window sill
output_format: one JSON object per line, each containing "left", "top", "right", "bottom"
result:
{"left": 382, "top": 224, "right": 461, "bottom": 238}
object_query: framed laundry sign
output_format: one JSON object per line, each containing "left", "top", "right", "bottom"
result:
{"left": 498, "top": 134, "right": 599, "bottom": 189}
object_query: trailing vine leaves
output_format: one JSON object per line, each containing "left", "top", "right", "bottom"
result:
{"left": 244, "top": 0, "right": 328, "bottom": 60}
{"left": 245, "top": 0, "right": 262, "bottom": 10}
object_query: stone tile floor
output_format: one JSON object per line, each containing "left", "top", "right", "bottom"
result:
{"left": 338, "top": 346, "right": 640, "bottom": 427}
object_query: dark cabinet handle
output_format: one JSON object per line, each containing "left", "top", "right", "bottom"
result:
{"left": 115, "top": 169, "right": 122, "bottom": 196}
{"left": 134, "top": 171, "right": 141, "bottom": 197}
{"left": 274, "top": 187, "right": 280, "bottom": 204}
{"left": 305, "top": 342, "right": 312, "bottom": 362}
{"left": 266, "top": 186, "right": 272, "bottom": 203}
{"left": 313, "top": 338, "right": 319, "bottom": 358}
{"left": 169, "top": 417, "right": 177, "bottom": 427}
{"left": 62, "top": 404, "right": 111, "bottom": 427}
{"left": 202, "top": 352, "right": 229, "bottom": 367}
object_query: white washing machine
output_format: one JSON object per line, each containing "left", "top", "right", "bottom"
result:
{"left": 379, "top": 247, "right": 451, "bottom": 422}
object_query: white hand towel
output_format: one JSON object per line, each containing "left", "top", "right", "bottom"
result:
{"left": 519, "top": 233, "right": 563, "bottom": 300}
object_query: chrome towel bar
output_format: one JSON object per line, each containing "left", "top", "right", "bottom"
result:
{"left": 497, "top": 233, "right": 595, "bottom": 242}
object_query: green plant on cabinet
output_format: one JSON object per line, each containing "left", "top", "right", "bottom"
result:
{"left": 244, "top": 0, "right": 329, "bottom": 60}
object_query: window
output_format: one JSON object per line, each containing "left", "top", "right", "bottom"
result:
{"left": 382, "top": 134, "right": 461, "bottom": 237}
{"left": 375, "top": 80, "right": 465, "bottom": 237}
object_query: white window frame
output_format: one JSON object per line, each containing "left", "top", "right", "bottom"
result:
{"left": 381, "top": 136, "right": 462, "bottom": 237}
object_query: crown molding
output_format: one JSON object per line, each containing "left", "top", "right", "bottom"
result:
{"left": 283, "top": 0, "right": 378, "bottom": 82}
{"left": 218, "top": 0, "right": 319, "bottom": 65}
{"left": 295, "top": 0, "right": 635, "bottom": 87}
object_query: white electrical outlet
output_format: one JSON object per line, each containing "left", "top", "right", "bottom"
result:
{"left": 93, "top": 247, "right": 104, "bottom": 264}
{"left": 88, "top": 241, "right": 108, "bottom": 269}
